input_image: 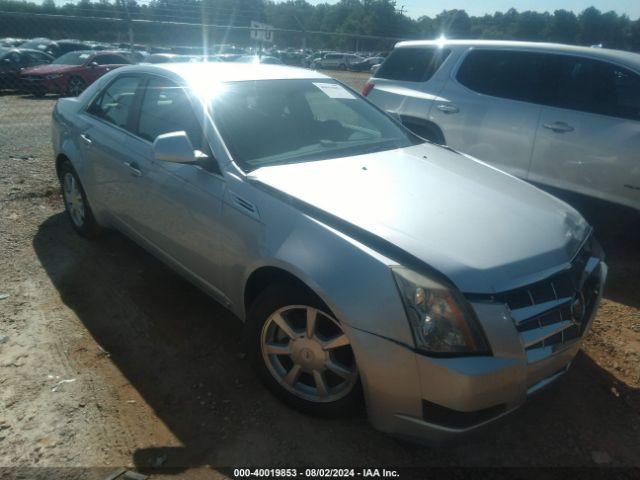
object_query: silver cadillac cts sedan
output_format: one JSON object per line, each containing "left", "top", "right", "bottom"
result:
{"left": 52, "top": 63, "right": 607, "bottom": 443}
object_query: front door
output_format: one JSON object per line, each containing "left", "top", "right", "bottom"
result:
{"left": 125, "top": 75, "right": 227, "bottom": 297}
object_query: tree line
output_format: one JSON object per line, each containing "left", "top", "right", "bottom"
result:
{"left": 0, "top": 0, "right": 639, "bottom": 53}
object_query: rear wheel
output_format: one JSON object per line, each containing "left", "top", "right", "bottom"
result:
{"left": 247, "top": 284, "right": 361, "bottom": 417}
{"left": 58, "top": 161, "right": 102, "bottom": 238}
{"left": 65, "top": 76, "right": 86, "bottom": 97}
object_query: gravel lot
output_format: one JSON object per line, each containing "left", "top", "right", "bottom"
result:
{"left": 0, "top": 70, "right": 639, "bottom": 477}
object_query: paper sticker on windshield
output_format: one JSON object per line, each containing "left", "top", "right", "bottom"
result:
{"left": 313, "top": 82, "right": 356, "bottom": 99}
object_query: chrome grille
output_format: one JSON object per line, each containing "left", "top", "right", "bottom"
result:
{"left": 495, "top": 238, "right": 603, "bottom": 356}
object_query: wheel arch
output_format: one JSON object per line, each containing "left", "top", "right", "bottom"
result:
{"left": 244, "top": 265, "right": 332, "bottom": 318}
{"left": 55, "top": 153, "right": 71, "bottom": 178}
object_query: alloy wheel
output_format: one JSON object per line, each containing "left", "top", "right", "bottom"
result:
{"left": 67, "top": 78, "right": 85, "bottom": 96}
{"left": 260, "top": 305, "right": 357, "bottom": 403}
{"left": 62, "top": 172, "right": 85, "bottom": 227}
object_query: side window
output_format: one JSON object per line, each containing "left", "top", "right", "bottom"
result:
{"left": 552, "top": 56, "right": 640, "bottom": 121}
{"left": 376, "top": 47, "right": 450, "bottom": 82}
{"left": 89, "top": 76, "right": 142, "bottom": 130}
{"left": 94, "top": 54, "right": 128, "bottom": 65}
{"left": 137, "top": 77, "right": 203, "bottom": 149}
{"left": 456, "top": 50, "right": 547, "bottom": 103}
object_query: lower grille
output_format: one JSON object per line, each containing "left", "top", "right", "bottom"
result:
{"left": 495, "top": 236, "right": 603, "bottom": 357}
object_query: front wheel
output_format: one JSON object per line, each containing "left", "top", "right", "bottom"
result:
{"left": 247, "top": 284, "right": 361, "bottom": 417}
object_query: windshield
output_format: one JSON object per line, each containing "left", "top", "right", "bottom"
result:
{"left": 211, "top": 79, "right": 420, "bottom": 172}
{"left": 53, "top": 51, "right": 91, "bottom": 65}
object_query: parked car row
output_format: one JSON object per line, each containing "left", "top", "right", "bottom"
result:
{"left": 1, "top": 37, "right": 111, "bottom": 59}
{"left": 20, "top": 50, "right": 132, "bottom": 97}
{"left": 304, "top": 51, "right": 386, "bottom": 72}
{"left": 0, "top": 42, "right": 289, "bottom": 97}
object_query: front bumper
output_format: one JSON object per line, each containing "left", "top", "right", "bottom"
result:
{"left": 344, "top": 261, "right": 607, "bottom": 444}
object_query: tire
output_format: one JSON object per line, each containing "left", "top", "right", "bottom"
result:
{"left": 58, "top": 160, "right": 102, "bottom": 238}
{"left": 32, "top": 88, "right": 46, "bottom": 98}
{"left": 65, "top": 76, "right": 86, "bottom": 97}
{"left": 339, "top": 63, "right": 346, "bottom": 70}
{"left": 247, "top": 284, "right": 361, "bottom": 417}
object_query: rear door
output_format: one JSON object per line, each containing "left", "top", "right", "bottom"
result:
{"left": 530, "top": 55, "right": 640, "bottom": 210}
{"left": 431, "top": 49, "right": 547, "bottom": 178}
{"left": 80, "top": 74, "right": 144, "bottom": 219}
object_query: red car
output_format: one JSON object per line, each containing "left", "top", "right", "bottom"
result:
{"left": 21, "top": 50, "right": 131, "bottom": 97}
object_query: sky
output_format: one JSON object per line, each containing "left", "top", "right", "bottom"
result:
{"left": 44, "top": 1, "right": 640, "bottom": 20}
{"left": 297, "top": 1, "right": 640, "bottom": 20}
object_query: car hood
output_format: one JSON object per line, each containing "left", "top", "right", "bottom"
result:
{"left": 249, "top": 143, "right": 590, "bottom": 294}
{"left": 21, "top": 64, "right": 79, "bottom": 75}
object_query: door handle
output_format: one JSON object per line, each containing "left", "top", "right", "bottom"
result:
{"left": 123, "top": 161, "right": 143, "bottom": 177}
{"left": 542, "top": 121, "right": 574, "bottom": 133}
{"left": 80, "top": 133, "right": 93, "bottom": 145}
{"left": 436, "top": 103, "right": 459, "bottom": 114}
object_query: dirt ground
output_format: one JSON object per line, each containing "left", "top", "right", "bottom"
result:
{"left": 0, "top": 70, "right": 639, "bottom": 477}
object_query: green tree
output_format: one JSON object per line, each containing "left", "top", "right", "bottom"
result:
{"left": 546, "top": 9, "right": 579, "bottom": 44}
{"left": 435, "top": 9, "right": 471, "bottom": 38}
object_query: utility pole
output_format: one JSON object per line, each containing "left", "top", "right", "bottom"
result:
{"left": 398, "top": 5, "right": 406, "bottom": 15}
{"left": 293, "top": 14, "right": 307, "bottom": 50}
{"left": 118, "top": 0, "right": 134, "bottom": 50}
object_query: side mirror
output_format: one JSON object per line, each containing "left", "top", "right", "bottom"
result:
{"left": 153, "top": 131, "right": 197, "bottom": 164}
{"left": 89, "top": 61, "right": 99, "bottom": 68}
{"left": 371, "top": 64, "right": 380, "bottom": 75}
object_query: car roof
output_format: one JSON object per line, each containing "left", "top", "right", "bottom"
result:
{"left": 395, "top": 39, "right": 640, "bottom": 70}
{"left": 120, "top": 62, "right": 329, "bottom": 85}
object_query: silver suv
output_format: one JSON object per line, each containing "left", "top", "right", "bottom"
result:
{"left": 364, "top": 40, "right": 640, "bottom": 212}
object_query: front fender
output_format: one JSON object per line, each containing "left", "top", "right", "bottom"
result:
{"left": 243, "top": 213, "right": 414, "bottom": 347}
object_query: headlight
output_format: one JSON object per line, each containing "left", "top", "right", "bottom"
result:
{"left": 45, "top": 74, "right": 63, "bottom": 80}
{"left": 392, "top": 267, "right": 490, "bottom": 355}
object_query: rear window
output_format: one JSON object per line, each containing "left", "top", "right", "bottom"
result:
{"left": 376, "top": 47, "right": 450, "bottom": 82}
